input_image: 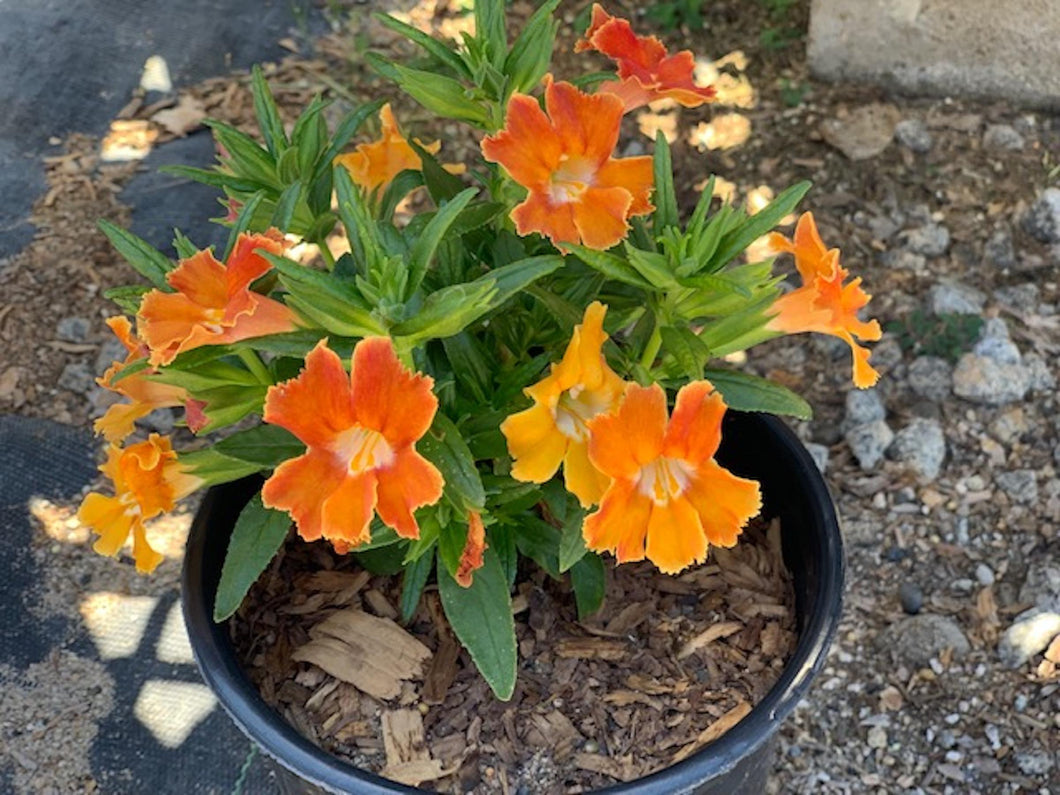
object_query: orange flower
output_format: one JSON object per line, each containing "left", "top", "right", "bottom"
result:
{"left": 261, "top": 338, "right": 444, "bottom": 549}
{"left": 500, "top": 302, "right": 626, "bottom": 507}
{"left": 138, "top": 230, "right": 297, "bottom": 367}
{"left": 334, "top": 103, "right": 460, "bottom": 193}
{"left": 767, "top": 212, "right": 882, "bottom": 388}
{"left": 77, "top": 434, "right": 201, "bottom": 573}
{"left": 575, "top": 4, "right": 716, "bottom": 112}
{"left": 455, "top": 511, "right": 487, "bottom": 587}
{"left": 583, "top": 381, "right": 761, "bottom": 574}
{"left": 94, "top": 316, "right": 190, "bottom": 442}
{"left": 481, "top": 77, "right": 653, "bottom": 250}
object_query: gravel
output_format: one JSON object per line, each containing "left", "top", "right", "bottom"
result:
{"left": 878, "top": 614, "right": 971, "bottom": 666}
{"left": 927, "top": 281, "right": 986, "bottom": 315}
{"left": 907, "top": 356, "right": 953, "bottom": 402}
{"left": 844, "top": 419, "right": 894, "bottom": 471}
{"left": 995, "top": 469, "right": 1039, "bottom": 504}
{"left": 983, "top": 124, "right": 1025, "bottom": 151}
{"left": 889, "top": 417, "right": 946, "bottom": 479}
{"left": 894, "top": 118, "right": 932, "bottom": 153}
{"left": 899, "top": 582, "right": 924, "bottom": 614}
{"left": 998, "top": 608, "right": 1060, "bottom": 668}
{"left": 900, "top": 222, "right": 951, "bottom": 257}
{"left": 1023, "top": 187, "right": 1060, "bottom": 243}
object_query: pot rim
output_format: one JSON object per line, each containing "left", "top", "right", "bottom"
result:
{"left": 182, "top": 411, "right": 844, "bottom": 795}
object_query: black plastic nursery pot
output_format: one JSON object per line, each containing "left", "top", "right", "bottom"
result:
{"left": 182, "top": 411, "right": 844, "bottom": 795}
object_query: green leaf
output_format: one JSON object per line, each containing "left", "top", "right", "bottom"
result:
{"left": 373, "top": 13, "right": 472, "bottom": 79}
{"left": 514, "top": 517, "right": 561, "bottom": 579}
{"left": 407, "top": 188, "right": 478, "bottom": 296}
{"left": 473, "top": 0, "right": 508, "bottom": 68}
{"left": 172, "top": 229, "right": 199, "bottom": 259}
{"left": 223, "top": 192, "right": 267, "bottom": 260}
{"left": 408, "top": 139, "right": 466, "bottom": 204}
{"left": 570, "top": 246, "right": 651, "bottom": 288}
{"left": 392, "top": 64, "right": 490, "bottom": 126}
{"left": 418, "top": 414, "right": 486, "bottom": 510}
{"left": 401, "top": 551, "right": 435, "bottom": 623}
{"left": 625, "top": 245, "right": 676, "bottom": 288}
{"left": 191, "top": 384, "right": 268, "bottom": 433}
{"left": 251, "top": 65, "right": 289, "bottom": 157}
{"left": 180, "top": 448, "right": 267, "bottom": 486}
{"left": 292, "top": 98, "right": 330, "bottom": 179}
{"left": 437, "top": 519, "right": 467, "bottom": 578}
{"left": 652, "top": 131, "right": 679, "bottom": 232}
{"left": 103, "top": 285, "right": 149, "bottom": 314}
{"left": 268, "top": 254, "right": 385, "bottom": 338}
{"left": 212, "top": 425, "right": 305, "bottom": 468}
{"left": 570, "top": 553, "right": 606, "bottom": 619}
{"left": 206, "top": 120, "right": 280, "bottom": 187}
{"left": 98, "top": 220, "right": 173, "bottom": 290}
{"left": 503, "top": 0, "right": 559, "bottom": 95}
{"left": 317, "top": 99, "right": 387, "bottom": 179}
{"left": 704, "top": 368, "right": 813, "bottom": 419}
{"left": 354, "top": 541, "right": 409, "bottom": 575}
{"left": 270, "top": 180, "right": 302, "bottom": 231}
{"left": 442, "top": 332, "right": 492, "bottom": 405}
{"left": 558, "top": 508, "right": 588, "bottom": 573}
{"left": 660, "top": 325, "right": 711, "bottom": 380}
{"left": 160, "top": 164, "right": 274, "bottom": 194}
{"left": 379, "top": 169, "right": 425, "bottom": 221}
{"left": 213, "top": 494, "right": 291, "bottom": 621}
{"left": 438, "top": 548, "right": 517, "bottom": 700}
{"left": 713, "top": 180, "right": 810, "bottom": 266}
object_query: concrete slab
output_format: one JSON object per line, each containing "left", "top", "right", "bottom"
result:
{"left": 807, "top": 0, "right": 1060, "bottom": 110}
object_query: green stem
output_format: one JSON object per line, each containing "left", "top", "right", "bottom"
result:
{"left": 317, "top": 239, "right": 337, "bottom": 271}
{"left": 238, "top": 349, "right": 272, "bottom": 385}
{"left": 639, "top": 325, "right": 662, "bottom": 371}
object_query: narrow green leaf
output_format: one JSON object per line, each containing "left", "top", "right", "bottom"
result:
{"left": 293, "top": 98, "right": 329, "bottom": 179}
{"left": 401, "top": 551, "right": 435, "bottom": 623}
{"left": 354, "top": 541, "right": 409, "bottom": 575}
{"left": 570, "top": 246, "right": 651, "bottom": 288}
{"left": 418, "top": 414, "right": 486, "bottom": 510}
{"left": 179, "top": 448, "right": 265, "bottom": 486}
{"left": 206, "top": 120, "right": 280, "bottom": 186}
{"left": 223, "top": 192, "right": 267, "bottom": 260}
{"left": 103, "top": 285, "right": 149, "bottom": 314}
{"left": 172, "top": 229, "right": 200, "bottom": 259}
{"left": 379, "top": 169, "right": 425, "bottom": 221}
{"left": 558, "top": 509, "right": 588, "bottom": 573}
{"left": 713, "top": 180, "right": 810, "bottom": 266}
{"left": 392, "top": 64, "right": 490, "bottom": 126}
{"left": 503, "top": 0, "right": 559, "bottom": 94}
{"left": 652, "top": 131, "right": 679, "bottom": 232}
{"left": 437, "top": 520, "right": 467, "bottom": 578}
{"left": 514, "top": 518, "right": 561, "bottom": 579}
{"left": 251, "top": 65, "right": 289, "bottom": 157}
{"left": 212, "top": 425, "right": 305, "bottom": 468}
{"left": 660, "top": 325, "right": 712, "bottom": 381}
{"left": 704, "top": 368, "right": 813, "bottom": 419}
{"left": 438, "top": 548, "right": 517, "bottom": 700}
{"left": 442, "top": 332, "right": 492, "bottom": 405}
{"left": 98, "top": 220, "right": 173, "bottom": 290}
{"left": 473, "top": 0, "right": 508, "bottom": 68}
{"left": 160, "top": 164, "right": 273, "bottom": 194}
{"left": 373, "top": 13, "right": 472, "bottom": 78}
{"left": 270, "top": 180, "right": 302, "bottom": 231}
{"left": 625, "top": 245, "right": 676, "bottom": 288}
{"left": 407, "top": 188, "right": 478, "bottom": 296}
{"left": 213, "top": 494, "right": 291, "bottom": 621}
{"left": 570, "top": 553, "right": 606, "bottom": 619}
{"left": 316, "top": 99, "right": 387, "bottom": 180}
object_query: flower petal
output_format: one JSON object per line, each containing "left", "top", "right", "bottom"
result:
{"left": 572, "top": 185, "right": 634, "bottom": 250}
{"left": 595, "top": 156, "right": 654, "bottom": 216}
{"left": 511, "top": 191, "right": 579, "bottom": 247}
{"left": 131, "top": 523, "right": 165, "bottom": 573}
{"left": 663, "top": 380, "right": 726, "bottom": 466}
{"left": 587, "top": 383, "right": 667, "bottom": 480}
{"left": 374, "top": 448, "right": 444, "bottom": 539}
{"left": 264, "top": 340, "right": 356, "bottom": 449}
{"left": 262, "top": 448, "right": 347, "bottom": 542}
{"left": 225, "top": 231, "right": 286, "bottom": 295}
{"left": 455, "top": 511, "right": 487, "bottom": 587}
{"left": 583, "top": 479, "right": 652, "bottom": 563}
{"left": 349, "top": 337, "right": 438, "bottom": 449}
{"left": 94, "top": 401, "right": 153, "bottom": 444}
{"left": 544, "top": 79, "right": 624, "bottom": 166}
{"left": 164, "top": 249, "right": 229, "bottom": 307}
{"left": 644, "top": 495, "right": 708, "bottom": 574}
{"left": 78, "top": 493, "right": 133, "bottom": 557}
{"left": 481, "top": 93, "right": 562, "bottom": 190}
{"left": 683, "top": 460, "right": 762, "bottom": 548}
{"left": 320, "top": 471, "right": 378, "bottom": 548}
{"left": 501, "top": 402, "right": 568, "bottom": 483}
{"left": 562, "top": 438, "right": 610, "bottom": 508}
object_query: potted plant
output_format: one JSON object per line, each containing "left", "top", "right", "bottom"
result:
{"left": 77, "top": 2, "right": 877, "bottom": 791}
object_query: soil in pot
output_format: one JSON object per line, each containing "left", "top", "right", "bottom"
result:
{"left": 229, "top": 516, "right": 796, "bottom": 794}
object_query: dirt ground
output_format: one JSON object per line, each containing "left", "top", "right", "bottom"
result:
{"left": 2, "top": 0, "right": 1058, "bottom": 792}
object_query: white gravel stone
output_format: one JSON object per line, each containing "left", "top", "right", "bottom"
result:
{"left": 890, "top": 417, "right": 946, "bottom": 479}
{"left": 975, "top": 564, "right": 995, "bottom": 586}
{"left": 894, "top": 118, "right": 932, "bottom": 153}
{"left": 995, "top": 469, "right": 1038, "bottom": 504}
{"left": 907, "top": 356, "right": 953, "bottom": 402}
{"left": 983, "top": 124, "right": 1025, "bottom": 151}
{"left": 1018, "top": 560, "right": 1060, "bottom": 609}
{"left": 1023, "top": 187, "right": 1060, "bottom": 243}
{"left": 901, "top": 223, "right": 951, "bottom": 257}
{"left": 879, "top": 614, "right": 970, "bottom": 666}
{"left": 952, "top": 353, "right": 1030, "bottom": 405}
{"left": 804, "top": 442, "right": 829, "bottom": 473}
{"left": 845, "top": 388, "right": 886, "bottom": 425}
{"left": 928, "top": 281, "right": 985, "bottom": 315}
{"left": 845, "top": 420, "right": 894, "bottom": 471}
{"left": 998, "top": 607, "right": 1060, "bottom": 668}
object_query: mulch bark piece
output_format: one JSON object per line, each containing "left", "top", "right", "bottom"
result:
{"left": 230, "top": 516, "right": 797, "bottom": 793}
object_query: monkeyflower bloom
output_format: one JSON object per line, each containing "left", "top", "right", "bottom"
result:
{"left": 78, "top": 434, "right": 202, "bottom": 573}
{"left": 501, "top": 302, "right": 626, "bottom": 507}
{"left": 138, "top": 230, "right": 297, "bottom": 367}
{"left": 574, "top": 4, "right": 716, "bottom": 112}
{"left": 334, "top": 103, "right": 461, "bottom": 193}
{"left": 481, "top": 77, "right": 653, "bottom": 250}
{"left": 94, "top": 316, "right": 198, "bottom": 442}
{"left": 767, "top": 212, "right": 881, "bottom": 388}
{"left": 583, "top": 381, "right": 761, "bottom": 574}
{"left": 262, "top": 338, "right": 444, "bottom": 550}
{"left": 455, "top": 511, "right": 487, "bottom": 587}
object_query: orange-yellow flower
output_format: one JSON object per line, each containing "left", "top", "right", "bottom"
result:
{"left": 455, "top": 511, "right": 487, "bottom": 587}
{"left": 481, "top": 77, "right": 653, "bottom": 250}
{"left": 767, "top": 212, "right": 882, "bottom": 388}
{"left": 138, "top": 230, "right": 297, "bottom": 367}
{"left": 94, "top": 316, "right": 190, "bottom": 442}
{"left": 334, "top": 103, "right": 460, "bottom": 194}
{"left": 575, "top": 4, "right": 716, "bottom": 112}
{"left": 500, "top": 302, "right": 626, "bottom": 507}
{"left": 77, "top": 434, "right": 201, "bottom": 573}
{"left": 261, "top": 337, "right": 444, "bottom": 549}
{"left": 583, "top": 381, "right": 761, "bottom": 574}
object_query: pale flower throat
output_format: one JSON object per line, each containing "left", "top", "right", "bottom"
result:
{"left": 334, "top": 426, "right": 395, "bottom": 473}
{"left": 549, "top": 155, "right": 594, "bottom": 204}
{"left": 636, "top": 456, "right": 694, "bottom": 505}
{"left": 554, "top": 384, "right": 609, "bottom": 442}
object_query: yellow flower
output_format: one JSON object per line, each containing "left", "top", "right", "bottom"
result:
{"left": 500, "top": 302, "right": 626, "bottom": 507}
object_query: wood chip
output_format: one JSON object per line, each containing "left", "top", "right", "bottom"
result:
{"left": 573, "top": 752, "right": 640, "bottom": 782}
{"left": 1044, "top": 633, "right": 1060, "bottom": 664}
{"left": 554, "top": 637, "right": 628, "bottom": 660}
{"left": 525, "top": 710, "right": 583, "bottom": 758}
{"left": 292, "top": 609, "right": 431, "bottom": 699}
{"left": 671, "top": 701, "right": 752, "bottom": 764}
{"left": 677, "top": 621, "right": 743, "bottom": 659}
{"left": 151, "top": 95, "right": 206, "bottom": 137}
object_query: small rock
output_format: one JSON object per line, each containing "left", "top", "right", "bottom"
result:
{"left": 804, "top": 442, "right": 829, "bottom": 473}
{"left": 845, "top": 388, "right": 886, "bottom": 425}
{"left": 1018, "top": 560, "right": 1060, "bottom": 609}
{"left": 879, "top": 614, "right": 970, "bottom": 666}
{"left": 989, "top": 408, "right": 1027, "bottom": 443}
{"left": 901, "top": 224, "right": 951, "bottom": 257}
{"left": 845, "top": 420, "right": 894, "bottom": 471}
{"left": 140, "top": 408, "right": 176, "bottom": 434}
{"left": 983, "top": 229, "right": 1016, "bottom": 267}
{"left": 890, "top": 417, "right": 946, "bottom": 480}
{"left": 1015, "top": 751, "right": 1054, "bottom": 777}
{"left": 58, "top": 362, "right": 96, "bottom": 393}
{"left": 56, "top": 316, "right": 91, "bottom": 343}
{"left": 866, "top": 726, "right": 887, "bottom": 749}
{"left": 908, "top": 356, "right": 953, "bottom": 402}
{"left": 1023, "top": 187, "right": 1060, "bottom": 244}
{"left": 894, "top": 118, "right": 932, "bottom": 153}
{"left": 95, "top": 336, "right": 129, "bottom": 372}
{"left": 928, "top": 281, "right": 985, "bottom": 315}
{"left": 999, "top": 608, "right": 1060, "bottom": 667}
{"left": 973, "top": 335, "right": 1021, "bottom": 366}
{"left": 983, "top": 124, "right": 1025, "bottom": 151}
{"left": 995, "top": 469, "right": 1038, "bottom": 504}
{"left": 883, "top": 249, "right": 927, "bottom": 274}
{"left": 899, "top": 582, "right": 923, "bottom": 615}
{"left": 975, "top": 564, "right": 995, "bottom": 587}
{"left": 820, "top": 103, "right": 901, "bottom": 160}
{"left": 1022, "top": 352, "right": 1055, "bottom": 391}
{"left": 867, "top": 214, "right": 900, "bottom": 241}
{"left": 992, "top": 283, "right": 1039, "bottom": 311}
{"left": 952, "top": 354, "right": 1030, "bottom": 405}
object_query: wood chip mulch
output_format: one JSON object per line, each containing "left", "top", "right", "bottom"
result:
{"left": 230, "top": 517, "right": 797, "bottom": 794}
